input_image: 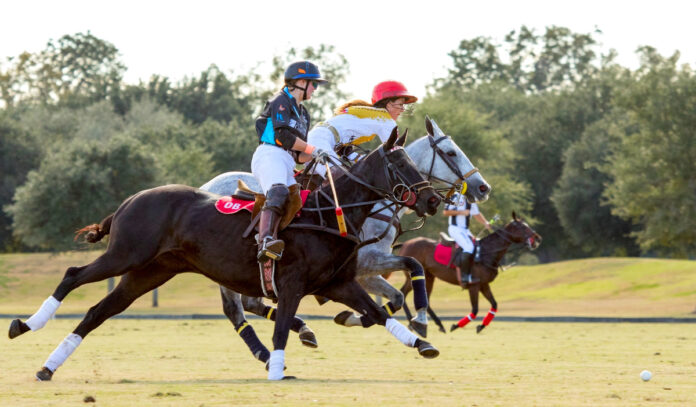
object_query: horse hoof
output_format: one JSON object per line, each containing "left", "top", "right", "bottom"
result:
{"left": 8, "top": 319, "right": 30, "bottom": 339}
{"left": 35, "top": 367, "right": 54, "bottom": 381}
{"left": 409, "top": 320, "right": 428, "bottom": 338}
{"left": 299, "top": 327, "right": 318, "bottom": 349}
{"left": 450, "top": 324, "right": 459, "bottom": 332}
{"left": 333, "top": 311, "right": 353, "bottom": 326}
{"left": 417, "top": 340, "right": 439, "bottom": 359}
{"left": 438, "top": 325, "right": 446, "bottom": 334}
{"left": 281, "top": 375, "right": 297, "bottom": 380}
{"left": 476, "top": 325, "right": 485, "bottom": 334}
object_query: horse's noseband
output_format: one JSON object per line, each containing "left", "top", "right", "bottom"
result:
{"left": 426, "top": 135, "right": 479, "bottom": 203}
{"left": 381, "top": 147, "right": 433, "bottom": 205}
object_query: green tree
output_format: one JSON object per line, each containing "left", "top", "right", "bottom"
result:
{"left": 551, "top": 112, "right": 640, "bottom": 256}
{"left": 605, "top": 48, "right": 696, "bottom": 257}
{"left": 6, "top": 136, "right": 158, "bottom": 250}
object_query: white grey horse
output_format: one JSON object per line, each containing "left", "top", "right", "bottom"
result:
{"left": 200, "top": 116, "right": 490, "bottom": 364}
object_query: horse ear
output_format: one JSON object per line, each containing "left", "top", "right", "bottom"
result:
{"left": 395, "top": 128, "right": 408, "bottom": 147}
{"left": 383, "top": 126, "right": 398, "bottom": 150}
{"left": 512, "top": 211, "right": 518, "bottom": 221}
{"left": 425, "top": 115, "right": 434, "bottom": 137}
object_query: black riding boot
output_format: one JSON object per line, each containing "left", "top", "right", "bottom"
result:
{"left": 457, "top": 252, "right": 479, "bottom": 286}
{"left": 257, "top": 184, "right": 289, "bottom": 262}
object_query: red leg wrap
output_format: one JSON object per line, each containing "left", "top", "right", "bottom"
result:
{"left": 457, "top": 313, "right": 477, "bottom": 328}
{"left": 482, "top": 308, "right": 497, "bottom": 326}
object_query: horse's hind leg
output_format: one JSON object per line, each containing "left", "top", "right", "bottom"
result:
{"left": 476, "top": 284, "right": 498, "bottom": 334}
{"left": 334, "top": 275, "right": 403, "bottom": 329}
{"left": 320, "top": 280, "right": 439, "bottom": 359}
{"left": 220, "top": 287, "right": 270, "bottom": 364}
{"left": 9, "top": 249, "right": 152, "bottom": 339}
{"left": 35, "top": 264, "right": 175, "bottom": 381}
{"left": 240, "top": 295, "right": 317, "bottom": 348}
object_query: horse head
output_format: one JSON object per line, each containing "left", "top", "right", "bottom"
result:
{"left": 405, "top": 116, "right": 491, "bottom": 205}
{"left": 353, "top": 126, "right": 440, "bottom": 217}
{"left": 502, "top": 211, "right": 542, "bottom": 250}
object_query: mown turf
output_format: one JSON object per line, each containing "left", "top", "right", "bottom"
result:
{"left": 1, "top": 252, "right": 695, "bottom": 318}
{"left": 2, "top": 319, "right": 695, "bottom": 406}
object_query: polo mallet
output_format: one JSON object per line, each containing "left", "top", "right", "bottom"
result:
{"left": 324, "top": 162, "right": 347, "bottom": 236}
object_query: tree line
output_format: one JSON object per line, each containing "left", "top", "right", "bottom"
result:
{"left": 1, "top": 28, "right": 694, "bottom": 261}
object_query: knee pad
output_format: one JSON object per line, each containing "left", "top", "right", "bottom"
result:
{"left": 263, "top": 184, "right": 289, "bottom": 214}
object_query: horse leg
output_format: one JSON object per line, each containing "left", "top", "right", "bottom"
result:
{"left": 267, "top": 291, "right": 304, "bottom": 380}
{"left": 476, "top": 283, "right": 498, "bottom": 334}
{"left": 398, "top": 270, "right": 417, "bottom": 333}
{"left": 333, "top": 275, "right": 404, "bottom": 329}
{"left": 450, "top": 285, "right": 480, "bottom": 332}
{"left": 423, "top": 271, "right": 446, "bottom": 333}
{"left": 35, "top": 264, "right": 175, "bottom": 381}
{"left": 10, "top": 249, "right": 153, "bottom": 339}
{"left": 321, "top": 280, "right": 439, "bottom": 359}
{"left": 220, "top": 287, "right": 271, "bottom": 364}
{"left": 240, "top": 295, "right": 318, "bottom": 348}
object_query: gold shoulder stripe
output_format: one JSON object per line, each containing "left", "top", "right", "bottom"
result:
{"left": 345, "top": 106, "right": 392, "bottom": 120}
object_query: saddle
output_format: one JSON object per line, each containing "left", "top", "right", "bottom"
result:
{"left": 434, "top": 232, "right": 480, "bottom": 268}
{"left": 231, "top": 180, "right": 305, "bottom": 232}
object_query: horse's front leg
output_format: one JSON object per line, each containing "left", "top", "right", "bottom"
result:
{"left": 268, "top": 291, "right": 303, "bottom": 380}
{"left": 451, "top": 284, "right": 480, "bottom": 332}
{"left": 320, "top": 280, "right": 439, "bottom": 359}
{"left": 240, "top": 295, "right": 318, "bottom": 348}
{"left": 476, "top": 283, "right": 498, "bottom": 334}
{"left": 219, "top": 287, "right": 270, "bottom": 364}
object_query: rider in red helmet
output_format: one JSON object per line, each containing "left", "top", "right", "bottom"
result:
{"left": 307, "top": 80, "right": 418, "bottom": 179}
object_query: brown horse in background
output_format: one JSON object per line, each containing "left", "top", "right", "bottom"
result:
{"left": 393, "top": 212, "right": 541, "bottom": 333}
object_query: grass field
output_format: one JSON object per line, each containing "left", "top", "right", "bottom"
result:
{"left": 1, "top": 252, "right": 696, "bottom": 405}
{"left": 2, "top": 319, "right": 695, "bottom": 406}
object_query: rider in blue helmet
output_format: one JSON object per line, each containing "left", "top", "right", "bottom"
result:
{"left": 251, "top": 61, "right": 329, "bottom": 263}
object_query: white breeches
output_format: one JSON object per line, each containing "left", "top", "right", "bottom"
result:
{"left": 251, "top": 144, "right": 298, "bottom": 193}
{"left": 448, "top": 225, "right": 474, "bottom": 253}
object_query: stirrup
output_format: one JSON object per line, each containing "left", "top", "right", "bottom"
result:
{"left": 465, "top": 274, "right": 480, "bottom": 285}
{"left": 258, "top": 237, "right": 284, "bottom": 261}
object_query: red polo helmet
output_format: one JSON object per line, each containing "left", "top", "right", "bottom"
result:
{"left": 371, "top": 81, "right": 418, "bottom": 105}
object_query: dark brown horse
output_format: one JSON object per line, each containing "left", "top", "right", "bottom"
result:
{"left": 8, "top": 129, "right": 441, "bottom": 381}
{"left": 394, "top": 212, "right": 541, "bottom": 334}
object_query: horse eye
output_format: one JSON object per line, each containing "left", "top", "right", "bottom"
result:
{"left": 446, "top": 151, "right": 457, "bottom": 157}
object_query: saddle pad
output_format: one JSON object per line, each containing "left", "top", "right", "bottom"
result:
{"left": 214, "top": 190, "right": 312, "bottom": 215}
{"left": 433, "top": 243, "right": 456, "bottom": 268}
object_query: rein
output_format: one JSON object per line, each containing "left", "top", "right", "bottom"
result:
{"left": 476, "top": 226, "right": 535, "bottom": 271}
{"left": 425, "top": 135, "right": 479, "bottom": 203}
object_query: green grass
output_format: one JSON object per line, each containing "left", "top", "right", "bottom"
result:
{"left": 1, "top": 252, "right": 695, "bottom": 317}
{"left": 2, "top": 319, "right": 695, "bottom": 406}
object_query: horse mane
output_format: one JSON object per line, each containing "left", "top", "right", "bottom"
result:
{"left": 333, "top": 99, "right": 373, "bottom": 115}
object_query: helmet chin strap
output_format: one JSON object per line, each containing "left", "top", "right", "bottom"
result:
{"left": 288, "top": 81, "right": 309, "bottom": 102}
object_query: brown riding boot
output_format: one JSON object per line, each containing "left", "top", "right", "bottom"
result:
{"left": 257, "top": 208, "right": 284, "bottom": 261}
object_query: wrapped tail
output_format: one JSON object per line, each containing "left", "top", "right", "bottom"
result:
{"left": 74, "top": 213, "right": 114, "bottom": 243}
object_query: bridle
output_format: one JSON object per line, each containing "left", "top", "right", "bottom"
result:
{"left": 424, "top": 135, "right": 480, "bottom": 204}
{"left": 298, "top": 147, "right": 434, "bottom": 241}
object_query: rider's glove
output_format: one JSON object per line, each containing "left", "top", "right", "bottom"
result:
{"left": 311, "top": 148, "right": 330, "bottom": 164}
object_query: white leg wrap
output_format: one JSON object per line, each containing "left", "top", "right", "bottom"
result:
{"left": 267, "top": 350, "right": 285, "bottom": 380}
{"left": 385, "top": 318, "right": 417, "bottom": 347}
{"left": 25, "top": 296, "right": 61, "bottom": 331}
{"left": 44, "top": 333, "right": 82, "bottom": 372}
{"left": 413, "top": 308, "right": 428, "bottom": 324}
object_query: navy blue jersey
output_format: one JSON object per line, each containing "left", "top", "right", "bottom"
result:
{"left": 255, "top": 87, "right": 310, "bottom": 150}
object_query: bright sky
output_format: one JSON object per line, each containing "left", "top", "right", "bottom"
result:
{"left": 2, "top": 0, "right": 695, "bottom": 101}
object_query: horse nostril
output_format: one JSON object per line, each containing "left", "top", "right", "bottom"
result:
{"left": 479, "top": 184, "right": 489, "bottom": 193}
{"left": 428, "top": 196, "right": 440, "bottom": 205}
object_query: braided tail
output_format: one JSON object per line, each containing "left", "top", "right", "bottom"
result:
{"left": 74, "top": 213, "right": 114, "bottom": 243}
